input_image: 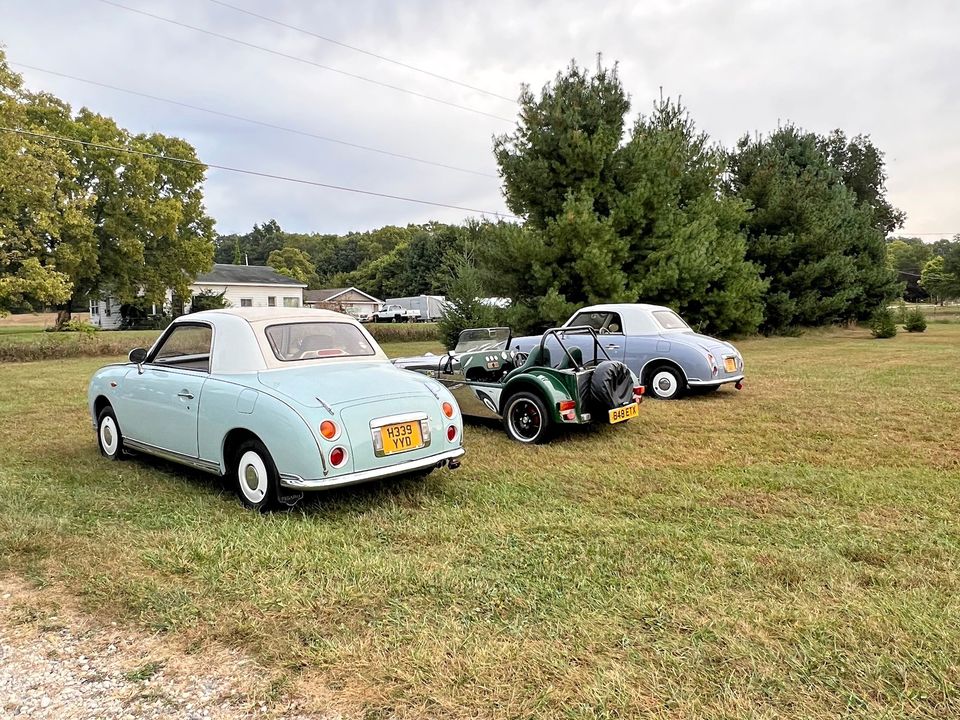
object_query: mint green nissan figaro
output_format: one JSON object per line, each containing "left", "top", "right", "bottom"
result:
{"left": 87, "top": 308, "right": 465, "bottom": 510}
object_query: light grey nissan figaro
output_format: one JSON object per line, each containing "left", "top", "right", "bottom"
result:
{"left": 87, "top": 308, "right": 464, "bottom": 510}
{"left": 513, "top": 303, "right": 745, "bottom": 400}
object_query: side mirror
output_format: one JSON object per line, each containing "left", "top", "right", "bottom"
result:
{"left": 129, "top": 347, "right": 147, "bottom": 373}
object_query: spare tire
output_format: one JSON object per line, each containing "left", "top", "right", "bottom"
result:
{"left": 589, "top": 360, "right": 634, "bottom": 410}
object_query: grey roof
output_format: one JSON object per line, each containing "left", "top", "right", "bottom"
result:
{"left": 304, "top": 287, "right": 381, "bottom": 303}
{"left": 193, "top": 264, "right": 306, "bottom": 287}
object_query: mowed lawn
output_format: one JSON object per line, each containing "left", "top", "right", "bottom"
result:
{"left": 1, "top": 327, "right": 959, "bottom": 718}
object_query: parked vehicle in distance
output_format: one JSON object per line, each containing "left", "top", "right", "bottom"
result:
{"left": 373, "top": 303, "right": 422, "bottom": 323}
{"left": 343, "top": 306, "right": 372, "bottom": 323}
{"left": 512, "top": 304, "right": 744, "bottom": 400}
{"left": 87, "top": 308, "right": 464, "bottom": 510}
{"left": 394, "top": 326, "right": 643, "bottom": 443}
{"left": 385, "top": 295, "right": 449, "bottom": 322}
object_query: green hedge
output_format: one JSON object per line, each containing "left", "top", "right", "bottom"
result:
{"left": 0, "top": 324, "right": 440, "bottom": 363}
{"left": 365, "top": 322, "right": 440, "bottom": 343}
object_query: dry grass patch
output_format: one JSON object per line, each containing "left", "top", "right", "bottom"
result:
{"left": 0, "top": 326, "right": 959, "bottom": 717}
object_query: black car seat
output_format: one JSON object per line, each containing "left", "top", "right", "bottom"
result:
{"left": 556, "top": 346, "right": 583, "bottom": 370}
{"left": 504, "top": 345, "right": 552, "bottom": 382}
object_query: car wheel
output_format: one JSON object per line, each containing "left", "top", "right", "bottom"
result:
{"left": 234, "top": 439, "right": 278, "bottom": 512}
{"left": 503, "top": 391, "right": 552, "bottom": 444}
{"left": 648, "top": 365, "right": 686, "bottom": 400}
{"left": 97, "top": 406, "right": 125, "bottom": 460}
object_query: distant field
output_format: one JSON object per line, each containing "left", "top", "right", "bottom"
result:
{"left": 1, "top": 325, "right": 958, "bottom": 717}
{"left": 892, "top": 302, "right": 960, "bottom": 321}
{"left": 0, "top": 311, "right": 90, "bottom": 330}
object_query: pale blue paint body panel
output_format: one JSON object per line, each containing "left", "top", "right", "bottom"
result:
{"left": 87, "top": 308, "right": 464, "bottom": 492}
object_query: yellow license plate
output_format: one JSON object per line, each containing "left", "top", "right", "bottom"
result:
{"left": 608, "top": 403, "right": 639, "bottom": 424}
{"left": 724, "top": 357, "right": 737, "bottom": 372}
{"left": 380, "top": 421, "right": 423, "bottom": 455}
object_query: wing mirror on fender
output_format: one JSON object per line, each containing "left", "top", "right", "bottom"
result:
{"left": 128, "top": 347, "right": 147, "bottom": 373}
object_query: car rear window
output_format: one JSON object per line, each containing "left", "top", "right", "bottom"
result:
{"left": 653, "top": 310, "right": 689, "bottom": 330}
{"left": 265, "top": 322, "right": 375, "bottom": 361}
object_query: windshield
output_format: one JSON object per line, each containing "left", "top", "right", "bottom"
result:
{"left": 265, "top": 322, "right": 376, "bottom": 361}
{"left": 653, "top": 310, "right": 690, "bottom": 331}
{"left": 455, "top": 327, "right": 511, "bottom": 353}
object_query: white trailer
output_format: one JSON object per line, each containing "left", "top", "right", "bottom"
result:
{"left": 385, "top": 295, "right": 449, "bottom": 322}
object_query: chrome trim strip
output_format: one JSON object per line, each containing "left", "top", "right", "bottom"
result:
{"left": 123, "top": 438, "right": 222, "bottom": 475}
{"left": 369, "top": 411, "right": 429, "bottom": 429}
{"left": 687, "top": 375, "right": 744, "bottom": 387}
{"left": 280, "top": 447, "right": 465, "bottom": 490}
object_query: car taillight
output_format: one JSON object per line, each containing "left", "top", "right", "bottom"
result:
{"left": 329, "top": 446, "right": 347, "bottom": 468}
{"left": 319, "top": 420, "right": 339, "bottom": 440}
{"left": 633, "top": 385, "right": 645, "bottom": 402}
{"left": 442, "top": 401, "right": 455, "bottom": 418}
{"left": 557, "top": 400, "right": 577, "bottom": 422}
{"left": 447, "top": 425, "right": 457, "bottom": 442}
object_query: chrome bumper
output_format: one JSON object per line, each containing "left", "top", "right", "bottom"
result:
{"left": 687, "top": 374, "right": 745, "bottom": 387}
{"left": 279, "top": 447, "right": 465, "bottom": 490}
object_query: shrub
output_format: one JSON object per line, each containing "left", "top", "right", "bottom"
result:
{"left": 869, "top": 307, "right": 898, "bottom": 339}
{"left": 904, "top": 308, "right": 927, "bottom": 333}
{"left": 895, "top": 300, "right": 908, "bottom": 324}
{"left": 366, "top": 322, "right": 440, "bottom": 344}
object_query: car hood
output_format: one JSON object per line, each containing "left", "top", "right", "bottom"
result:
{"left": 257, "top": 361, "right": 438, "bottom": 408}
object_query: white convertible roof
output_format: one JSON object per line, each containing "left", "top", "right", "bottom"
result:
{"left": 166, "top": 307, "right": 388, "bottom": 373}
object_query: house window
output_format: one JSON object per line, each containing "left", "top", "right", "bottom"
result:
{"left": 268, "top": 296, "right": 276, "bottom": 307}
{"left": 283, "top": 297, "right": 299, "bottom": 308}
{"left": 240, "top": 298, "right": 253, "bottom": 307}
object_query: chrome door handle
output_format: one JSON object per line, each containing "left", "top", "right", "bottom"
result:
{"left": 177, "top": 390, "right": 194, "bottom": 399}
{"left": 606, "top": 344, "right": 620, "bottom": 350}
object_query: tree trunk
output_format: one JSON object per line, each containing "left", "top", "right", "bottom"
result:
{"left": 54, "top": 301, "right": 73, "bottom": 330}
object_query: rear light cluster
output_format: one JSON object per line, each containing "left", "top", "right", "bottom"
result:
{"left": 706, "top": 353, "right": 719, "bottom": 377}
{"left": 447, "top": 425, "right": 457, "bottom": 442}
{"left": 319, "top": 419, "right": 339, "bottom": 440}
{"left": 633, "top": 385, "right": 645, "bottom": 403}
{"left": 329, "top": 446, "right": 348, "bottom": 468}
{"left": 558, "top": 400, "right": 577, "bottom": 422}
{"left": 442, "top": 401, "right": 455, "bottom": 418}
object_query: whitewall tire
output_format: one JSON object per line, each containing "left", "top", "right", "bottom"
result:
{"left": 235, "top": 440, "right": 277, "bottom": 511}
{"left": 97, "top": 407, "right": 124, "bottom": 460}
{"left": 649, "top": 366, "right": 685, "bottom": 400}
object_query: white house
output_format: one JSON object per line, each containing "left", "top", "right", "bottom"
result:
{"left": 303, "top": 287, "right": 382, "bottom": 316}
{"left": 90, "top": 264, "right": 307, "bottom": 329}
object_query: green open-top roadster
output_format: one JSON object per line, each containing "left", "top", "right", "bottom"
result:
{"left": 394, "top": 326, "right": 643, "bottom": 443}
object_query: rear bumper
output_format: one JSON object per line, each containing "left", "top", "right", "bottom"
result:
{"left": 279, "top": 447, "right": 465, "bottom": 490}
{"left": 687, "top": 374, "right": 744, "bottom": 387}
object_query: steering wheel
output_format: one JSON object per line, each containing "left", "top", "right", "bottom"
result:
{"left": 513, "top": 351, "right": 528, "bottom": 366}
{"left": 598, "top": 327, "right": 610, "bottom": 335}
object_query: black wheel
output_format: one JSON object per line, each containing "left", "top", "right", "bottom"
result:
{"left": 647, "top": 364, "right": 686, "bottom": 400}
{"left": 96, "top": 406, "right": 125, "bottom": 460}
{"left": 233, "top": 439, "right": 279, "bottom": 512}
{"left": 503, "top": 391, "right": 552, "bottom": 444}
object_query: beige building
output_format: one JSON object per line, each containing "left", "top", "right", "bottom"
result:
{"left": 303, "top": 287, "right": 382, "bottom": 317}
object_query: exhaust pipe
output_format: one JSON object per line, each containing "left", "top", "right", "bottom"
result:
{"left": 448, "top": 458, "right": 461, "bottom": 470}
{"left": 735, "top": 381, "right": 743, "bottom": 390}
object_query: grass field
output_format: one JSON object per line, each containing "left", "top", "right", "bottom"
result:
{"left": 1, "top": 326, "right": 959, "bottom": 718}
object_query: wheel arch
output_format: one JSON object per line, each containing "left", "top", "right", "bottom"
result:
{"left": 640, "top": 357, "right": 688, "bottom": 385}
{"left": 93, "top": 394, "right": 112, "bottom": 418}
{"left": 501, "top": 374, "right": 565, "bottom": 422}
{"left": 222, "top": 427, "right": 264, "bottom": 474}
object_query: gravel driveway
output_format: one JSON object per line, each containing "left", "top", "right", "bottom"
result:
{"left": 0, "top": 577, "right": 335, "bottom": 719}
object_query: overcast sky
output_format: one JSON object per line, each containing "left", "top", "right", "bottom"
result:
{"left": 3, "top": 0, "right": 958, "bottom": 238}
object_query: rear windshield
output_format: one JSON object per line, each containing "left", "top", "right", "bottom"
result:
{"left": 653, "top": 310, "right": 690, "bottom": 330}
{"left": 265, "top": 322, "right": 375, "bottom": 361}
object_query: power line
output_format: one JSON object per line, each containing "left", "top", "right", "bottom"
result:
{"left": 205, "top": 0, "right": 517, "bottom": 104}
{"left": 2, "top": 126, "right": 518, "bottom": 219}
{"left": 95, "top": 0, "right": 514, "bottom": 123}
{"left": 11, "top": 62, "right": 497, "bottom": 178}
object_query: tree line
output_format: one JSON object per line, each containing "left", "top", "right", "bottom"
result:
{"left": 5, "top": 50, "right": 951, "bottom": 336}
{"left": 0, "top": 51, "right": 215, "bottom": 324}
